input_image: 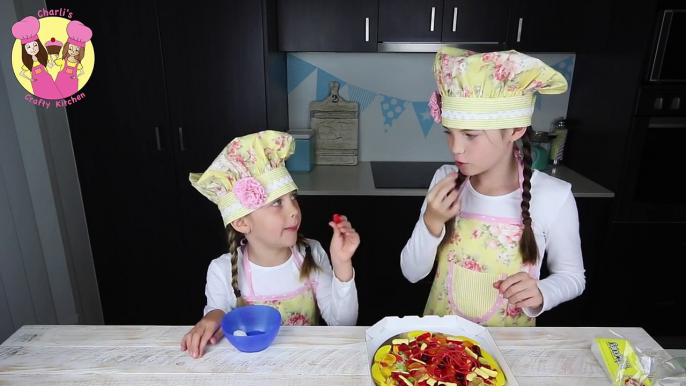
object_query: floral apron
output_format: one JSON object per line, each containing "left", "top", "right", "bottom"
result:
{"left": 242, "top": 246, "right": 319, "bottom": 326}
{"left": 424, "top": 161, "right": 537, "bottom": 327}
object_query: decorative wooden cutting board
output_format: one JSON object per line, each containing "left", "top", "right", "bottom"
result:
{"left": 310, "top": 81, "right": 359, "bottom": 165}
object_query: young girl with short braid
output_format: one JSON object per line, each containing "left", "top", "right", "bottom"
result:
{"left": 182, "top": 131, "right": 359, "bottom": 358}
{"left": 401, "top": 47, "right": 585, "bottom": 326}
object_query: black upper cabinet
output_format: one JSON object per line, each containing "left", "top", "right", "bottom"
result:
{"left": 46, "top": 0, "right": 287, "bottom": 325}
{"left": 506, "top": 0, "right": 562, "bottom": 52}
{"left": 378, "top": 0, "right": 444, "bottom": 42}
{"left": 507, "top": 0, "right": 613, "bottom": 52}
{"left": 375, "top": 0, "right": 511, "bottom": 45}
{"left": 44, "top": 0, "right": 184, "bottom": 325}
{"left": 156, "top": 0, "right": 284, "bottom": 323}
{"left": 277, "top": 0, "right": 379, "bottom": 52}
{"left": 442, "top": 0, "right": 510, "bottom": 43}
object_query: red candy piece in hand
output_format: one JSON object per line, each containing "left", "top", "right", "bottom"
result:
{"left": 333, "top": 214, "right": 342, "bottom": 224}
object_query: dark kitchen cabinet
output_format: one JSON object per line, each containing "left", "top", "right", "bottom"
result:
{"left": 441, "top": 0, "right": 511, "bottom": 43}
{"left": 277, "top": 0, "right": 379, "bottom": 52}
{"left": 507, "top": 0, "right": 613, "bottom": 53}
{"left": 536, "top": 198, "right": 612, "bottom": 327}
{"left": 591, "top": 222, "right": 685, "bottom": 338}
{"left": 376, "top": 0, "right": 512, "bottom": 46}
{"left": 297, "top": 195, "right": 431, "bottom": 326}
{"left": 45, "top": 0, "right": 288, "bottom": 325}
{"left": 378, "top": 0, "right": 444, "bottom": 43}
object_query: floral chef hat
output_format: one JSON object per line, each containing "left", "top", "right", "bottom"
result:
{"left": 429, "top": 46, "right": 568, "bottom": 130}
{"left": 189, "top": 130, "right": 297, "bottom": 226}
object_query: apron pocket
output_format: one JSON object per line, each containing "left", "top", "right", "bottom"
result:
{"left": 66, "top": 68, "right": 73, "bottom": 74}
{"left": 447, "top": 264, "right": 505, "bottom": 322}
{"left": 34, "top": 68, "right": 42, "bottom": 74}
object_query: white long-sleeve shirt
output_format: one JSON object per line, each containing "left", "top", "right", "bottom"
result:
{"left": 203, "top": 238, "right": 358, "bottom": 326}
{"left": 400, "top": 164, "right": 585, "bottom": 318}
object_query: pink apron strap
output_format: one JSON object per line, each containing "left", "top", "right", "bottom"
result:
{"left": 242, "top": 246, "right": 255, "bottom": 297}
{"left": 293, "top": 246, "right": 318, "bottom": 294}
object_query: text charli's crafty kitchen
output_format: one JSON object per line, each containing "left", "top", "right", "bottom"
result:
{"left": 26, "top": 93, "right": 85, "bottom": 109}
{"left": 37, "top": 8, "right": 73, "bottom": 18}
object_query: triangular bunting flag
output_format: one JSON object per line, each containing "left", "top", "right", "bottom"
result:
{"left": 347, "top": 84, "right": 378, "bottom": 113}
{"left": 380, "top": 95, "right": 408, "bottom": 131}
{"left": 316, "top": 69, "right": 347, "bottom": 101}
{"left": 551, "top": 56, "right": 575, "bottom": 84}
{"left": 412, "top": 101, "right": 436, "bottom": 138}
{"left": 287, "top": 54, "right": 317, "bottom": 93}
{"left": 535, "top": 94, "right": 543, "bottom": 110}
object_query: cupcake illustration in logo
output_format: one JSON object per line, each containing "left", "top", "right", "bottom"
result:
{"left": 45, "top": 37, "right": 62, "bottom": 57}
{"left": 11, "top": 15, "right": 94, "bottom": 105}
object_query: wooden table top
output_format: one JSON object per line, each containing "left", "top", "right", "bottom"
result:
{"left": 0, "top": 325, "right": 672, "bottom": 385}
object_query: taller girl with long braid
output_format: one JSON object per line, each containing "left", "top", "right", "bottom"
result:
{"left": 182, "top": 131, "right": 359, "bottom": 358}
{"left": 401, "top": 47, "right": 585, "bottom": 326}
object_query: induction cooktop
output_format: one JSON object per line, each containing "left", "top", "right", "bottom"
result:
{"left": 370, "top": 161, "right": 451, "bottom": 189}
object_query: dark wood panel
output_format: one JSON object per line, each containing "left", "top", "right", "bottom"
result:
{"left": 442, "top": 0, "right": 510, "bottom": 43}
{"left": 155, "top": 0, "right": 285, "bottom": 324}
{"left": 277, "top": 0, "right": 379, "bottom": 52}
{"left": 591, "top": 222, "right": 685, "bottom": 337}
{"left": 506, "top": 0, "right": 613, "bottom": 52}
{"left": 44, "top": 0, "right": 183, "bottom": 325}
{"left": 536, "top": 198, "right": 612, "bottom": 327}
{"left": 564, "top": 52, "right": 646, "bottom": 196}
{"left": 378, "top": 0, "right": 444, "bottom": 42}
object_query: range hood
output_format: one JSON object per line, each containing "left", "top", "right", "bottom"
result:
{"left": 377, "top": 42, "right": 506, "bottom": 53}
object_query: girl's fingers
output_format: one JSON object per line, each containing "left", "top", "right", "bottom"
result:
{"left": 198, "top": 326, "right": 216, "bottom": 358}
{"left": 329, "top": 221, "right": 342, "bottom": 235}
{"left": 189, "top": 329, "right": 203, "bottom": 358}
{"left": 337, "top": 221, "right": 352, "bottom": 230}
{"left": 210, "top": 328, "right": 224, "bottom": 345}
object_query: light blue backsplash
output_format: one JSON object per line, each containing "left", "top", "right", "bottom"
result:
{"left": 287, "top": 52, "right": 575, "bottom": 162}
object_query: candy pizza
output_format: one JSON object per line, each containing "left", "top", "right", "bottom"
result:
{"left": 371, "top": 331, "right": 505, "bottom": 386}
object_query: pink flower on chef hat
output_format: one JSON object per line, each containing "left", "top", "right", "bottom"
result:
{"left": 429, "top": 91, "right": 442, "bottom": 123}
{"left": 233, "top": 177, "right": 267, "bottom": 209}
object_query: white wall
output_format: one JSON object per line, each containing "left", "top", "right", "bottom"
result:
{"left": 0, "top": 0, "right": 103, "bottom": 343}
{"left": 287, "top": 52, "right": 575, "bottom": 162}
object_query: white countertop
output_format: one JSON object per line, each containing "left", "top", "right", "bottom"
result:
{"left": 0, "top": 325, "right": 670, "bottom": 385}
{"left": 290, "top": 162, "right": 614, "bottom": 198}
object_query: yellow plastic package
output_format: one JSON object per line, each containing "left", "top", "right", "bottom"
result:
{"left": 592, "top": 337, "right": 653, "bottom": 386}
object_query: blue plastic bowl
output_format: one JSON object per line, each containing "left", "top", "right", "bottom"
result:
{"left": 221, "top": 305, "right": 282, "bottom": 352}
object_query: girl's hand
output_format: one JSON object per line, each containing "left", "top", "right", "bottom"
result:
{"left": 181, "top": 310, "right": 225, "bottom": 358}
{"left": 494, "top": 272, "right": 543, "bottom": 309}
{"left": 424, "top": 173, "right": 461, "bottom": 237}
{"left": 329, "top": 215, "right": 359, "bottom": 281}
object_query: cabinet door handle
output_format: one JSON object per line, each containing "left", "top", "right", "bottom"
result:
{"left": 430, "top": 7, "right": 436, "bottom": 32}
{"left": 178, "top": 127, "right": 185, "bottom": 151}
{"left": 671, "top": 97, "right": 681, "bottom": 110}
{"left": 517, "top": 18, "right": 523, "bottom": 42}
{"left": 154, "top": 126, "right": 161, "bottom": 151}
{"left": 452, "top": 7, "right": 458, "bottom": 32}
{"left": 365, "top": 17, "right": 369, "bottom": 41}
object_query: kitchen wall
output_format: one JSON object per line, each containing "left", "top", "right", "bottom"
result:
{"left": 0, "top": 0, "right": 103, "bottom": 343}
{"left": 288, "top": 52, "right": 575, "bottom": 162}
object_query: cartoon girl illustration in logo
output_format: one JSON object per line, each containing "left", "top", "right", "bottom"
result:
{"left": 11, "top": 16, "right": 63, "bottom": 100}
{"left": 54, "top": 20, "right": 92, "bottom": 97}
